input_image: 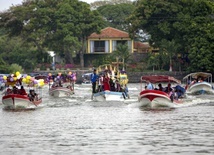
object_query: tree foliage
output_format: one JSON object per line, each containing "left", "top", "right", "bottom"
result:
{"left": 0, "top": 35, "right": 43, "bottom": 72}
{"left": 0, "top": 0, "right": 105, "bottom": 68}
{"left": 90, "top": 0, "right": 133, "bottom": 9}
{"left": 97, "top": 3, "right": 135, "bottom": 31}
{"left": 111, "top": 43, "right": 130, "bottom": 62}
{"left": 128, "top": 0, "right": 214, "bottom": 72}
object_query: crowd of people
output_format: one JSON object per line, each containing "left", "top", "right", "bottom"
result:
{"left": 3, "top": 85, "right": 39, "bottom": 102}
{"left": 47, "top": 72, "right": 76, "bottom": 91}
{"left": 91, "top": 69, "right": 129, "bottom": 99}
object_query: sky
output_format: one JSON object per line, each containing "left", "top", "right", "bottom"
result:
{"left": 0, "top": 0, "right": 97, "bottom": 11}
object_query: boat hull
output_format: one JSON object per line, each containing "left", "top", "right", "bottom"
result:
{"left": 138, "top": 90, "right": 182, "bottom": 108}
{"left": 93, "top": 91, "right": 127, "bottom": 101}
{"left": 49, "top": 87, "right": 74, "bottom": 97}
{"left": 188, "top": 82, "right": 214, "bottom": 94}
{"left": 2, "top": 94, "right": 42, "bottom": 110}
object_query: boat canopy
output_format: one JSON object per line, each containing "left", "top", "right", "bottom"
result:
{"left": 183, "top": 72, "right": 212, "bottom": 80}
{"left": 82, "top": 73, "right": 92, "bottom": 77}
{"left": 141, "top": 75, "right": 181, "bottom": 84}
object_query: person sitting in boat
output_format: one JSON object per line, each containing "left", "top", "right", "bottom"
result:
{"left": 165, "top": 83, "right": 172, "bottom": 94}
{"left": 28, "top": 90, "right": 38, "bottom": 101}
{"left": 19, "top": 86, "right": 27, "bottom": 95}
{"left": 198, "top": 77, "right": 204, "bottom": 82}
{"left": 158, "top": 83, "right": 164, "bottom": 91}
{"left": 12, "top": 86, "right": 19, "bottom": 94}
{"left": 146, "top": 81, "right": 154, "bottom": 90}
{"left": 187, "top": 79, "right": 197, "bottom": 89}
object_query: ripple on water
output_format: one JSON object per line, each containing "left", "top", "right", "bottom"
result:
{"left": 0, "top": 84, "right": 214, "bottom": 155}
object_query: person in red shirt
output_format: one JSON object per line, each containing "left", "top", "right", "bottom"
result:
{"left": 103, "top": 73, "right": 110, "bottom": 91}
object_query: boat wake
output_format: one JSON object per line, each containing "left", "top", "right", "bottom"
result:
{"left": 128, "top": 94, "right": 214, "bottom": 109}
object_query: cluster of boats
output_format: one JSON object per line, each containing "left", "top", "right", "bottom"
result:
{"left": 0, "top": 71, "right": 213, "bottom": 110}
{"left": 0, "top": 72, "right": 76, "bottom": 110}
{"left": 138, "top": 72, "right": 214, "bottom": 108}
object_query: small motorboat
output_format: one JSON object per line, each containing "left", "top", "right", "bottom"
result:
{"left": 91, "top": 61, "right": 130, "bottom": 102}
{"left": 92, "top": 72, "right": 129, "bottom": 101}
{"left": 81, "top": 73, "right": 92, "bottom": 86}
{"left": 138, "top": 75, "right": 184, "bottom": 108}
{"left": 183, "top": 72, "right": 214, "bottom": 95}
{"left": 49, "top": 86, "right": 74, "bottom": 97}
{"left": 139, "top": 89, "right": 182, "bottom": 108}
{"left": 48, "top": 73, "right": 75, "bottom": 97}
{"left": 2, "top": 94, "right": 42, "bottom": 110}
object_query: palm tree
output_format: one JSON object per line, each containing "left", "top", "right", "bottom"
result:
{"left": 111, "top": 43, "right": 131, "bottom": 71}
{"left": 159, "top": 39, "right": 180, "bottom": 72}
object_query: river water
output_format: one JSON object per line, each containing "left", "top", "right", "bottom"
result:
{"left": 0, "top": 84, "right": 214, "bottom": 155}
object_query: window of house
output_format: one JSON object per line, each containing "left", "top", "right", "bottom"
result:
{"left": 116, "top": 40, "right": 127, "bottom": 45}
{"left": 94, "top": 41, "right": 105, "bottom": 52}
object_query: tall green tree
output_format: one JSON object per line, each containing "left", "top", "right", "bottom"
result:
{"left": 159, "top": 39, "right": 180, "bottom": 71}
{"left": 97, "top": 3, "right": 135, "bottom": 31}
{"left": 111, "top": 43, "right": 131, "bottom": 70}
{"left": 0, "top": 34, "right": 42, "bottom": 72}
{"left": 128, "top": 0, "right": 214, "bottom": 72}
{"left": 0, "top": 0, "right": 105, "bottom": 68}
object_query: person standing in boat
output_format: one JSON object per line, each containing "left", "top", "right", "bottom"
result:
{"left": 91, "top": 69, "right": 98, "bottom": 93}
{"left": 56, "top": 73, "right": 63, "bottom": 87}
{"left": 47, "top": 73, "right": 54, "bottom": 87}
{"left": 97, "top": 74, "right": 104, "bottom": 92}
{"left": 123, "top": 84, "right": 130, "bottom": 98}
{"left": 115, "top": 79, "right": 122, "bottom": 92}
{"left": 103, "top": 72, "right": 110, "bottom": 91}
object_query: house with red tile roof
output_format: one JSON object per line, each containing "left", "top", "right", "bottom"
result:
{"left": 133, "top": 41, "right": 150, "bottom": 53}
{"left": 87, "top": 27, "right": 134, "bottom": 54}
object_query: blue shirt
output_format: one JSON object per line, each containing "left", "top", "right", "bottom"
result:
{"left": 91, "top": 73, "right": 98, "bottom": 83}
{"left": 147, "top": 83, "right": 154, "bottom": 90}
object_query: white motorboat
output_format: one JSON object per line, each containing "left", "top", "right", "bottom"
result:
{"left": 183, "top": 72, "right": 214, "bottom": 94}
